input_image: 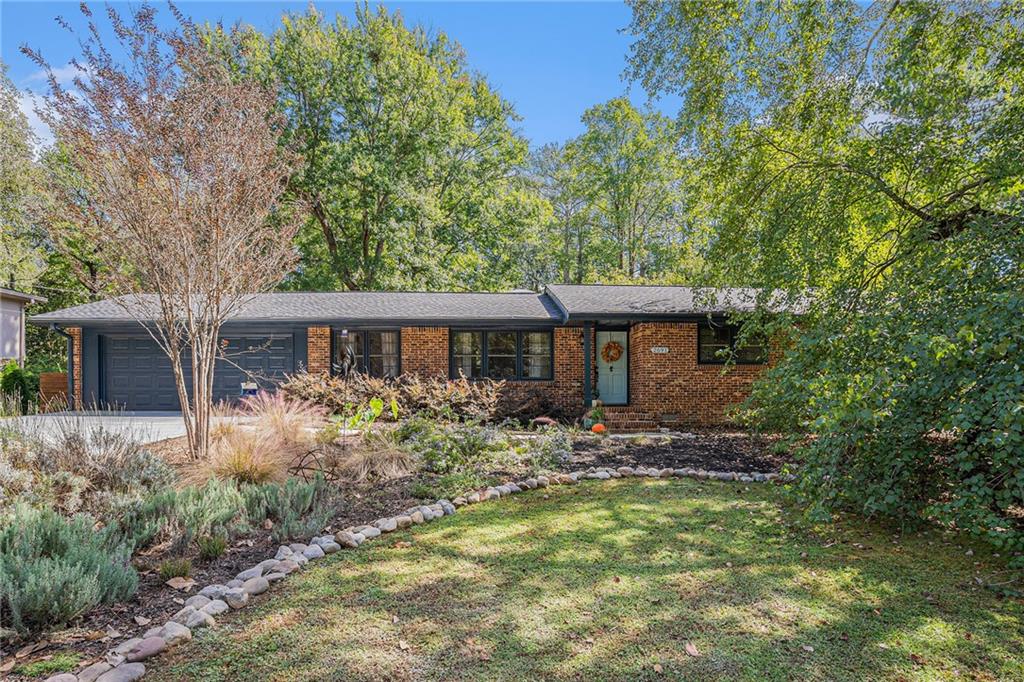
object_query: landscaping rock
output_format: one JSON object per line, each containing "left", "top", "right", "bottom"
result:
{"left": 96, "top": 662, "right": 146, "bottom": 682}
{"left": 124, "top": 636, "right": 167, "bottom": 662}
{"left": 311, "top": 535, "right": 335, "bottom": 547}
{"left": 78, "top": 661, "right": 114, "bottom": 682}
{"left": 157, "top": 621, "right": 192, "bottom": 646}
{"left": 236, "top": 566, "right": 263, "bottom": 582}
{"left": 169, "top": 606, "right": 195, "bottom": 625}
{"left": 242, "top": 576, "right": 270, "bottom": 595}
{"left": 264, "top": 571, "right": 287, "bottom": 583}
{"left": 335, "top": 531, "right": 361, "bottom": 548}
{"left": 396, "top": 514, "right": 414, "bottom": 528}
{"left": 185, "top": 609, "right": 215, "bottom": 629}
{"left": 616, "top": 466, "right": 634, "bottom": 476}
{"left": 289, "top": 543, "right": 309, "bottom": 554}
{"left": 483, "top": 488, "right": 500, "bottom": 500}
{"left": 523, "top": 478, "right": 538, "bottom": 489}
{"left": 184, "top": 594, "right": 211, "bottom": 609}
{"left": 536, "top": 476, "right": 549, "bottom": 487}
{"left": 199, "top": 584, "right": 229, "bottom": 600}
{"left": 660, "top": 468, "right": 674, "bottom": 478}
{"left": 375, "top": 517, "right": 399, "bottom": 532}
{"left": 202, "top": 599, "right": 230, "bottom": 616}
{"left": 258, "top": 558, "right": 281, "bottom": 573}
{"left": 439, "top": 499, "right": 456, "bottom": 515}
{"left": 274, "top": 545, "right": 293, "bottom": 560}
{"left": 466, "top": 492, "right": 482, "bottom": 504}
{"left": 290, "top": 552, "right": 309, "bottom": 566}
{"left": 103, "top": 652, "right": 125, "bottom": 667}
{"left": 44, "top": 673, "right": 78, "bottom": 682}
{"left": 224, "top": 588, "right": 249, "bottom": 609}
{"left": 358, "top": 526, "right": 381, "bottom": 539}
{"left": 114, "top": 638, "right": 143, "bottom": 655}
{"left": 452, "top": 496, "right": 467, "bottom": 507}
{"left": 320, "top": 541, "right": 342, "bottom": 553}
{"left": 506, "top": 483, "right": 523, "bottom": 493}
{"left": 410, "top": 511, "right": 425, "bottom": 524}
{"left": 303, "top": 544, "right": 325, "bottom": 560}
{"left": 275, "top": 559, "right": 300, "bottom": 574}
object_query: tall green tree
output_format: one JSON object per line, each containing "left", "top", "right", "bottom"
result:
{"left": 208, "top": 6, "right": 540, "bottom": 291}
{"left": 527, "top": 143, "right": 592, "bottom": 284}
{"left": 0, "top": 62, "right": 44, "bottom": 290}
{"left": 627, "top": 1, "right": 1024, "bottom": 560}
{"left": 566, "top": 98, "right": 697, "bottom": 282}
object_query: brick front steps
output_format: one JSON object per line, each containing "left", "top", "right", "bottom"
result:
{"left": 43, "top": 465, "right": 787, "bottom": 682}
{"left": 602, "top": 407, "right": 660, "bottom": 432}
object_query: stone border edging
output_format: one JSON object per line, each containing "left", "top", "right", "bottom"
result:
{"left": 42, "top": 464, "right": 789, "bottom": 682}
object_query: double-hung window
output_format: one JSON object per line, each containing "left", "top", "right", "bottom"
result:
{"left": 333, "top": 330, "right": 400, "bottom": 377}
{"left": 697, "top": 322, "right": 767, "bottom": 364}
{"left": 450, "top": 330, "right": 553, "bottom": 380}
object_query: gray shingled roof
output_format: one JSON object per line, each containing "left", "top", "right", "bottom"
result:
{"left": 545, "top": 284, "right": 797, "bottom": 319}
{"left": 30, "top": 285, "right": 801, "bottom": 327}
{"left": 30, "top": 292, "right": 563, "bottom": 326}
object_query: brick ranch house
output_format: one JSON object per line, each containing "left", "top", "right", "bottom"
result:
{"left": 30, "top": 284, "right": 784, "bottom": 429}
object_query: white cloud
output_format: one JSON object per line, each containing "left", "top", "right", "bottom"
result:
{"left": 17, "top": 90, "right": 54, "bottom": 152}
{"left": 26, "top": 62, "right": 85, "bottom": 87}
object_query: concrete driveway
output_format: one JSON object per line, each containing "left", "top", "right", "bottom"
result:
{"left": 8, "top": 411, "right": 201, "bottom": 444}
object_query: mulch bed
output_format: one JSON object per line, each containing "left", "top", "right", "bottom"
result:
{"left": 569, "top": 429, "right": 790, "bottom": 473}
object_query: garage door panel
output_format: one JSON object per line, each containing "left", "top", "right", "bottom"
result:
{"left": 103, "top": 333, "right": 293, "bottom": 410}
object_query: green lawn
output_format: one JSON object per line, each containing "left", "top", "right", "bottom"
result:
{"left": 148, "top": 479, "right": 1024, "bottom": 681}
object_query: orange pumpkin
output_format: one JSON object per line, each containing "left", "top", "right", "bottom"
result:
{"left": 591, "top": 423, "right": 607, "bottom": 434}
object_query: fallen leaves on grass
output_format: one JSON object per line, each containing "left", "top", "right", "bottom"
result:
{"left": 685, "top": 642, "right": 700, "bottom": 657}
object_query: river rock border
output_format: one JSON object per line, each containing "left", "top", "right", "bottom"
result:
{"left": 43, "top": 465, "right": 788, "bottom": 682}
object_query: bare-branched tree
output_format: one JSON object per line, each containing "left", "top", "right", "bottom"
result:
{"left": 24, "top": 3, "right": 303, "bottom": 459}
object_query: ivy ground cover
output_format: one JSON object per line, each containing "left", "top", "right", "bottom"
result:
{"left": 148, "top": 479, "right": 1023, "bottom": 681}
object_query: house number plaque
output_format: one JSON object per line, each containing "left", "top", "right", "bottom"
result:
{"left": 650, "top": 346, "right": 669, "bottom": 354}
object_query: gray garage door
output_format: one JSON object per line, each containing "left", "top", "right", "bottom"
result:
{"left": 102, "top": 334, "right": 294, "bottom": 411}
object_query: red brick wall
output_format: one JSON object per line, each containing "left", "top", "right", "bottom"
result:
{"left": 628, "top": 322, "right": 768, "bottom": 426}
{"left": 398, "top": 326, "right": 591, "bottom": 417}
{"left": 400, "top": 327, "right": 449, "bottom": 378}
{"left": 307, "top": 326, "right": 331, "bottom": 374}
{"left": 69, "top": 326, "right": 82, "bottom": 409}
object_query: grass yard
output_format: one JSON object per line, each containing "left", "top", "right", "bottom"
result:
{"left": 147, "top": 479, "right": 1024, "bottom": 681}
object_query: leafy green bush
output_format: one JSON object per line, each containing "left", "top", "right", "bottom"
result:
{"left": 0, "top": 504, "right": 137, "bottom": 635}
{"left": 742, "top": 220, "right": 1024, "bottom": 565}
{"left": 396, "top": 418, "right": 514, "bottom": 475}
{"left": 1, "top": 361, "right": 37, "bottom": 414}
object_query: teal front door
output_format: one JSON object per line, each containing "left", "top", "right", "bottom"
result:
{"left": 596, "top": 330, "right": 628, "bottom": 405}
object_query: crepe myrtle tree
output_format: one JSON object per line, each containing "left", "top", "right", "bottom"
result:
{"left": 24, "top": 3, "right": 303, "bottom": 459}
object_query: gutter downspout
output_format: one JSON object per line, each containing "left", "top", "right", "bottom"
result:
{"left": 50, "top": 324, "right": 74, "bottom": 410}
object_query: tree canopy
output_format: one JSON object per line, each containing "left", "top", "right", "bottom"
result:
{"left": 628, "top": 0, "right": 1024, "bottom": 562}
{"left": 207, "top": 6, "right": 543, "bottom": 291}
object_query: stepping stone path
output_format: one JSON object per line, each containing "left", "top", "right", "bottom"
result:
{"left": 43, "top": 463, "right": 786, "bottom": 682}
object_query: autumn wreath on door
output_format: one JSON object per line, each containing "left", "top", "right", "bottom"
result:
{"left": 600, "top": 340, "right": 624, "bottom": 363}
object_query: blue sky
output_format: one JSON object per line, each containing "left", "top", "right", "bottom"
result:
{"left": 1, "top": 1, "right": 679, "bottom": 148}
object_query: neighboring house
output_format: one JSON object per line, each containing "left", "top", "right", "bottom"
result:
{"left": 29, "top": 284, "right": 790, "bottom": 428}
{"left": 1, "top": 286, "right": 47, "bottom": 367}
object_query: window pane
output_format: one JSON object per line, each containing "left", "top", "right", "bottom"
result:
{"left": 487, "top": 332, "right": 517, "bottom": 379}
{"left": 699, "top": 325, "right": 730, "bottom": 363}
{"left": 452, "top": 331, "right": 483, "bottom": 378}
{"left": 735, "top": 339, "right": 767, "bottom": 364}
{"left": 334, "top": 331, "right": 365, "bottom": 373}
{"left": 366, "top": 331, "right": 400, "bottom": 377}
{"left": 521, "top": 332, "right": 552, "bottom": 379}
{"left": 522, "top": 355, "right": 552, "bottom": 379}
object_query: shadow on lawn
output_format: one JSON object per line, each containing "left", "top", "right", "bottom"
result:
{"left": 149, "top": 480, "right": 1023, "bottom": 682}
